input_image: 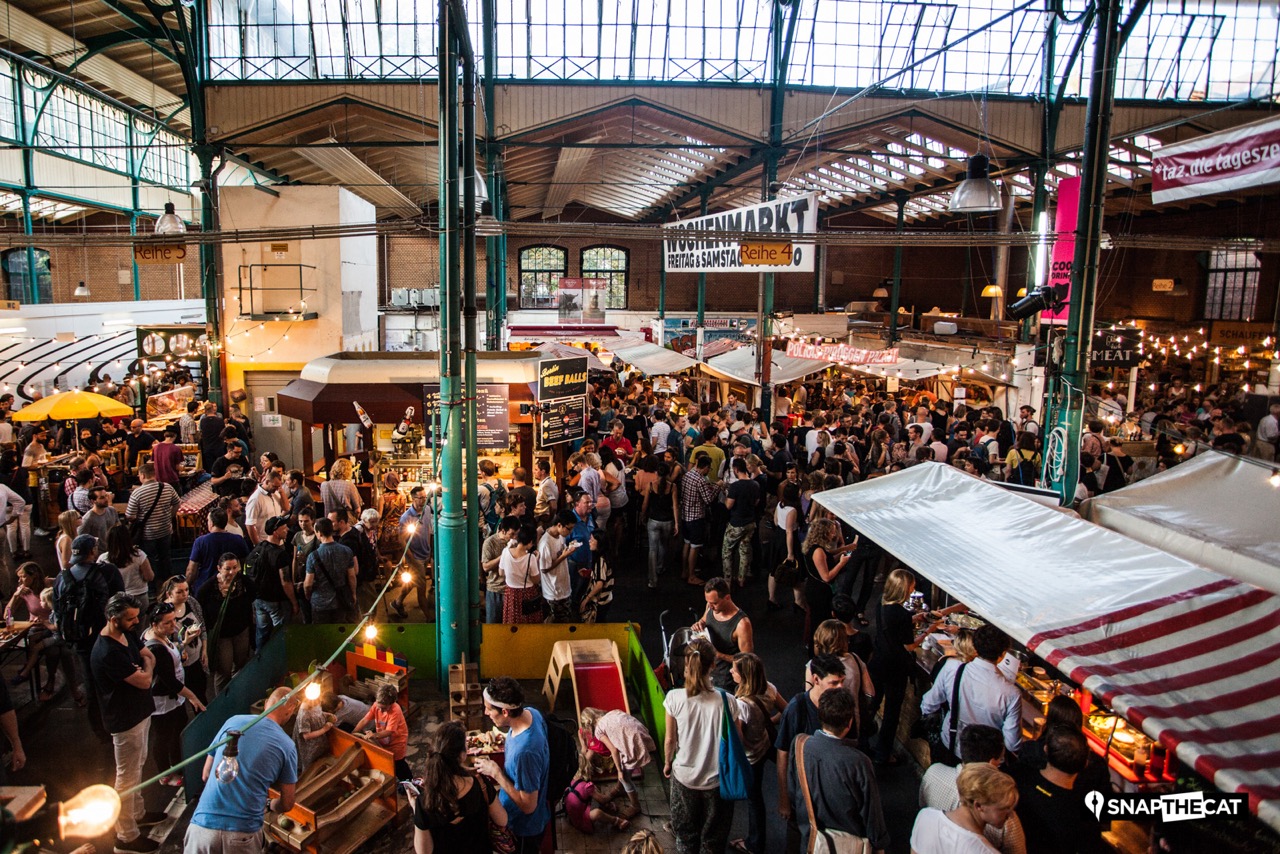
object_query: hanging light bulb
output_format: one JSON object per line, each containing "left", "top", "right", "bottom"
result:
{"left": 1173, "top": 443, "right": 1186, "bottom": 455}
{"left": 363, "top": 623, "right": 378, "bottom": 642}
{"left": 1270, "top": 469, "right": 1280, "bottom": 488}
{"left": 58, "top": 784, "right": 122, "bottom": 840}
{"left": 400, "top": 570, "right": 413, "bottom": 585}
{"left": 405, "top": 522, "right": 418, "bottom": 536}
{"left": 1193, "top": 384, "right": 1201, "bottom": 392}
{"left": 214, "top": 731, "right": 242, "bottom": 783}
{"left": 154, "top": 202, "right": 187, "bottom": 235}
{"left": 303, "top": 681, "right": 322, "bottom": 702}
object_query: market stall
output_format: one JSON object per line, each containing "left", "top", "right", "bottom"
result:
{"left": 277, "top": 352, "right": 541, "bottom": 498}
{"left": 608, "top": 340, "right": 698, "bottom": 377}
{"left": 1081, "top": 451, "right": 1280, "bottom": 596}
{"left": 701, "top": 344, "right": 831, "bottom": 408}
{"left": 815, "top": 463, "right": 1280, "bottom": 837}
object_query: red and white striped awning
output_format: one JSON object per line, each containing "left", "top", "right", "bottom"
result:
{"left": 815, "top": 463, "right": 1280, "bottom": 831}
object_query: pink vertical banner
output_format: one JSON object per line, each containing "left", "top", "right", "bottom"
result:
{"left": 1041, "top": 176, "right": 1079, "bottom": 324}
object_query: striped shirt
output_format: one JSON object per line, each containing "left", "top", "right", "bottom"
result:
{"left": 126, "top": 480, "right": 180, "bottom": 541}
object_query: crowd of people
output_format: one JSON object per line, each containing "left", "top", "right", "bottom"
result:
{"left": 0, "top": 364, "right": 1264, "bottom": 854}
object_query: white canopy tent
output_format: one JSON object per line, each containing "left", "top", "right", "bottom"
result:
{"left": 1081, "top": 452, "right": 1280, "bottom": 596}
{"left": 814, "top": 463, "right": 1280, "bottom": 832}
{"left": 846, "top": 358, "right": 1011, "bottom": 385}
{"left": 610, "top": 340, "right": 698, "bottom": 376}
{"left": 703, "top": 344, "right": 831, "bottom": 387}
{"left": 528, "top": 342, "right": 610, "bottom": 372}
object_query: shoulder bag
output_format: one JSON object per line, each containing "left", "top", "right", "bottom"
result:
{"left": 911, "top": 661, "right": 967, "bottom": 763}
{"left": 717, "top": 689, "right": 751, "bottom": 801}
{"left": 479, "top": 774, "right": 516, "bottom": 854}
{"left": 795, "top": 734, "right": 872, "bottom": 854}
{"left": 129, "top": 483, "right": 165, "bottom": 542}
{"left": 520, "top": 553, "right": 545, "bottom": 617}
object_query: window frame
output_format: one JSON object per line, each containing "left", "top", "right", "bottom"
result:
{"left": 580, "top": 244, "right": 629, "bottom": 311}
{"left": 518, "top": 244, "right": 569, "bottom": 310}
{"left": 1204, "top": 243, "right": 1260, "bottom": 321}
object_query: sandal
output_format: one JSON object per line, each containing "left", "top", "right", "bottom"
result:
{"left": 72, "top": 687, "right": 88, "bottom": 707}
{"left": 614, "top": 817, "right": 630, "bottom": 832}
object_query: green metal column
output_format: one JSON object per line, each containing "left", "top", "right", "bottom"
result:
{"left": 888, "top": 193, "right": 906, "bottom": 346}
{"left": 482, "top": 0, "right": 501, "bottom": 352}
{"left": 194, "top": 143, "right": 224, "bottom": 407}
{"left": 1046, "top": 0, "right": 1122, "bottom": 506}
{"left": 760, "top": 154, "right": 778, "bottom": 424}
{"left": 436, "top": 0, "right": 468, "bottom": 686}
{"left": 696, "top": 190, "right": 709, "bottom": 361}
{"left": 658, "top": 264, "right": 667, "bottom": 320}
{"left": 457, "top": 10, "right": 482, "bottom": 662}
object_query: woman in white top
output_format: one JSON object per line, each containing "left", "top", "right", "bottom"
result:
{"left": 321, "top": 458, "right": 363, "bottom": 516}
{"left": 662, "top": 637, "right": 741, "bottom": 854}
{"left": 500, "top": 525, "right": 542, "bottom": 625}
{"left": 54, "top": 510, "right": 81, "bottom": 572}
{"left": 102, "top": 524, "right": 154, "bottom": 610}
{"left": 769, "top": 482, "right": 803, "bottom": 610}
{"left": 911, "top": 763, "right": 1018, "bottom": 854}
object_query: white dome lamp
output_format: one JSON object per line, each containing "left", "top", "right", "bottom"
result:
{"left": 155, "top": 202, "right": 187, "bottom": 235}
{"left": 949, "top": 154, "right": 1002, "bottom": 214}
{"left": 73, "top": 281, "right": 91, "bottom": 298}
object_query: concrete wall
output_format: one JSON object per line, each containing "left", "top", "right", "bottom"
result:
{"left": 218, "top": 185, "right": 378, "bottom": 391}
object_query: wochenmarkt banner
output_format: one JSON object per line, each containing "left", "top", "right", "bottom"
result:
{"left": 1152, "top": 116, "right": 1280, "bottom": 205}
{"left": 663, "top": 193, "right": 818, "bottom": 273}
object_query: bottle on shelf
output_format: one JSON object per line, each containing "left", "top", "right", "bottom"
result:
{"left": 352, "top": 401, "right": 374, "bottom": 429}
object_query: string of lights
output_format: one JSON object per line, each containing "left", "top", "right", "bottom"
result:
{"left": 122, "top": 532, "right": 427, "bottom": 797}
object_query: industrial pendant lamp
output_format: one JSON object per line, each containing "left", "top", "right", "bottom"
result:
{"left": 949, "top": 154, "right": 1002, "bottom": 213}
{"left": 73, "top": 281, "right": 91, "bottom": 297}
{"left": 154, "top": 202, "right": 186, "bottom": 235}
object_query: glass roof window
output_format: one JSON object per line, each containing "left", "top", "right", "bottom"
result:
{"left": 205, "top": 0, "right": 1279, "bottom": 105}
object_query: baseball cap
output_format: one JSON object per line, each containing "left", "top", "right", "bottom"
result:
{"left": 71, "top": 534, "right": 97, "bottom": 555}
{"left": 730, "top": 421, "right": 746, "bottom": 432}
{"left": 265, "top": 515, "right": 291, "bottom": 533}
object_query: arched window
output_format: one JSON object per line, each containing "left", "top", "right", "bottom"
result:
{"left": 581, "top": 245, "right": 628, "bottom": 310}
{"left": 1205, "top": 243, "right": 1260, "bottom": 321}
{"left": 518, "top": 245, "right": 567, "bottom": 309}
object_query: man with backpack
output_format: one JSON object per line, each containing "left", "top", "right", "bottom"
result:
{"left": 248, "top": 516, "right": 298, "bottom": 648}
{"left": 53, "top": 534, "right": 123, "bottom": 738}
{"left": 477, "top": 459, "right": 507, "bottom": 536}
{"left": 474, "top": 677, "right": 553, "bottom": 854}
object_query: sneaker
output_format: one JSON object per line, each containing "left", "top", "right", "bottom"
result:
{"left": 114, "top": 836, "right": 160, "bottom": 854}
{"left": 136, "top": 810, "right": 168, "bottom": 826}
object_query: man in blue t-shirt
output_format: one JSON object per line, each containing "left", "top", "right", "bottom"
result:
{"left": 185, "top": 508, "right": 250, "bottom": 590}
{"left": 474, "top": 677, "right": 550, "bottom": 853}
{"left": 187, "top": 687, "right": 299, "bottom": 853}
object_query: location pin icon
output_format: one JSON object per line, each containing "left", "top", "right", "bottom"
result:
{"left": 1085, "top": 790, "right": 1105, "bottom": 820}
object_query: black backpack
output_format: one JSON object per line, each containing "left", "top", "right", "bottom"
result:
{"left": 244, "top": 540, "right": 278, "bottom": 585}
{"left": 543, "top": 713, "right": 580, "bottom": 810}
{"left": 1007, "top": 450, "right": 1039, "bottom": 486}
{"left": 54, "top": 564, "right": 105, "bottom": 645}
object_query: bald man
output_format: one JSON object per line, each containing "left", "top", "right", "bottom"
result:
{"left": 187, "top": 686, "right": 299, "bottom": 853}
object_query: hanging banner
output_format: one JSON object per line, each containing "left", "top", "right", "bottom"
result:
{"left": 785, "top": 341, "right": 899, "bottom": 364}
{"left": 537, "top": 357, "right": 589, "bottom": 401}
{"left": 663, "top": 193, "right": 818, "bottom": 273}
{"left": 655, "top": 317, "right": 756, "bottom": 352}
{"left": 1042, "top": 176, "right": 1079, "bottom": 325}
{"left": 1152, "top": 115, "right": 1280, "bottom": 205}
{"left": 556, "top": 277, "right": 608, "bottom": 323}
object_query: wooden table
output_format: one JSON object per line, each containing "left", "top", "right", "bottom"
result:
{"left": 176, "top": 482, "right": 218, "bottom": 543}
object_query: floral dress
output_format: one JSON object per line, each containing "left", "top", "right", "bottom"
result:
{"left": 596, "top": 710, "right": 656, "bottom": 771}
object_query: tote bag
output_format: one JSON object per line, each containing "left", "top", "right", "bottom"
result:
{"left": 717, "top": 690, "right": 751, "bottom": 801}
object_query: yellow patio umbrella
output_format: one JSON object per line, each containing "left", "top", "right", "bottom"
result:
{"left": 12, "top": 389, "right": 136, "bottom": 451}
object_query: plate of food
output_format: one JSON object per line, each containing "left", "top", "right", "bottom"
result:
{"left": 466, "top": 729, "right": 506, "bottom": 754}
{"left": 947, "top": 613, "right": 986, "bottom": 630}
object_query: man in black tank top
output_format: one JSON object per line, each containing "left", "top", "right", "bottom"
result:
{"left": 690, "top": 577, "right": 754, "bottom": 690}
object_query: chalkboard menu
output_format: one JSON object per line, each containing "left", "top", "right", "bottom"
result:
{"left": 538, "top": 357, "right": 589, "bottom": 401}
{"left": 422, "top": 384, "right": 511, "bottom": 450}
{"left": 539, "top": 396, "right": 587, "bottom": 448}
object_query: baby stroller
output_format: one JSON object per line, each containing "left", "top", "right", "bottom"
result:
{"left": 654, "top": 608, "right": 702, "bottom": 691}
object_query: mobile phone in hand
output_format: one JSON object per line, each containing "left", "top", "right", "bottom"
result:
{"left": 400, "top": 780, "right": 420, "bottom": 798}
